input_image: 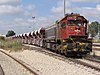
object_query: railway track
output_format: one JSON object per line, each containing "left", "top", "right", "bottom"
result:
{"left": 92, "top": 43, "right": 100, "bottom": 51}
{"left": 24, "top": 44, "right": 100, "bottom": 72}
{"left": 0, "top": 49, "right": 40, "bottom": 75}
{"left": 0, "top": 65, "right": 5, "bottom": 75}
{"left": 85, "top": 57, "right": 100, "bottom": 64}
{"left": 76, "top": 58, "right": 100, "bottom": 71}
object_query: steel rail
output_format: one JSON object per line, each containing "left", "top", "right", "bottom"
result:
{"left": 0, "top": 50, "right": 40, "bottom": 75}
{"left": 85, "top": 57, "right": 100, "bottom": 64}
{"left": 0, "top": 65, "right": 5, "bottom": 75}
{"left": 69, "top": 58, "right": 100, "bottom": 72}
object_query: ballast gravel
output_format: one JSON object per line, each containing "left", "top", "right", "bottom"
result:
{"left": 1, "top": 46, "right": 100, "bottom": 75}
{"left": 0, "top": 50, "right": 33, "bottom": 75}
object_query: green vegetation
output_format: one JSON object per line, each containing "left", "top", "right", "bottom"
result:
{"left": 0, "top": 36, "right": 29, "bottom": 52}
{"left": 88, "top": 21, "right": 100, "bottom": 37}
{"left": 0, "top": 36, "right": 5, "bottom": 41}
{"left": 6, "top": 30, "right": 16, "bottom": 37}
{"left": 88, "top": 21, "right": 100, "bottom": 42}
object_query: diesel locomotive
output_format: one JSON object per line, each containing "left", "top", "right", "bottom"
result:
{"left": 12, "top": 13, "right": 92, "bottom": 57}
{"left": 43, "top": 13, "right": 92, "bottom": 57}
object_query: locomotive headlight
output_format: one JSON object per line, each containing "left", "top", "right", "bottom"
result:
{"left": 62, "top": 40, "right": 66, "bottom": 43}
{"left": 70, "top": 28, "right": 74, "bottom": 31}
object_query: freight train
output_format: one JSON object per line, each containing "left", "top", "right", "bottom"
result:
{"left": 12, "top": 13, "right": 92, "bottom": 57}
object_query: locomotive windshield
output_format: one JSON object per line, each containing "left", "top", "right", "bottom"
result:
{"left": 75, "top": 20, "right": 82, "bottom": 26}
{"left": 68, "top": 20, "right": 74, "bottom": 25}
{"left": 68, "top": 20, "right": 83, "bottom": 26}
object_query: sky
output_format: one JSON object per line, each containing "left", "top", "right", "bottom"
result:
{"left": 0, "top": 0, "right": 100, "bottom": 35}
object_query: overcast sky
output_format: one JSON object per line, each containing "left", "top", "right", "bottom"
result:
{"left": 0, "top": 0, "right": 100, "bottom": 35}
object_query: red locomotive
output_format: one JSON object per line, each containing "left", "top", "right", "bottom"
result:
{"left": 44, "top": 13, "right": 92, "bottom": 57}
{"left": 12, "top": 13, "right": 92, "bottom": 57}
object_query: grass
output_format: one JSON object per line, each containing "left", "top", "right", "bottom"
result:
{"left": 0, "top": 36, "right": 29, "bottom": 52}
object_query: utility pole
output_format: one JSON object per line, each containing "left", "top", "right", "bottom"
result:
{"left": 64, "top": 0, "right": 66, "bottom": 16}
{"left": 32, "top": 16, "right": 35, "bottom": 30}
{"left": 98, "top": 24, "right": 100, "bottom": 36}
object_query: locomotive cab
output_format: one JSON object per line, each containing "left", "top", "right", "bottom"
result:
{"left": 59, "top": 13, "right": 88, "bottom": 39}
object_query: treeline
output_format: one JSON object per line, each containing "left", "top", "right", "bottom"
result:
{"left": 88, "top": 21, "right": 100, "bottom": 37}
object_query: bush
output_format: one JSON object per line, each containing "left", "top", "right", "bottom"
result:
{"left": 6, "top": 30, "right": 15, "bottom": 37}
{"left": 0, "top": 38, "right": 24, "bottom": 52}
{"left": 0, "top": 36, "right": 5, "bottom": 41}
{"left": 0, "top": 37, "right": 30, "bottom": 52}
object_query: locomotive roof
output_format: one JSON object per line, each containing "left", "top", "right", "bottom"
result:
{"left": 45, "top": 13, "right": 88, "bottom": 30}
{"left": 59, "top": 13, "right": 87, "bottom": 22}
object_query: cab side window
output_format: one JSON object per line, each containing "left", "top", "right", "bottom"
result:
{"left": 61, "top": 22, "right": 66, "bottom": 28}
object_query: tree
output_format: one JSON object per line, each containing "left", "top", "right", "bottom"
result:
{"left": 6, "top": 30, "right": 16, "bottom": 37}
{"left": 0, "top": 36, "right": 5, "bottom": 40}
{"left": 88, "top": 21, "right": 100, "bottom": 37}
